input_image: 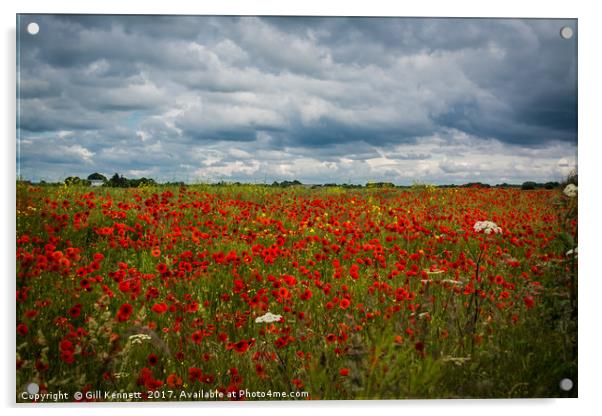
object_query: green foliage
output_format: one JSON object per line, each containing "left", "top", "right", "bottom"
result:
{"left": 366, "top": 181, "right": 395, "bottom": 188}
{"left": 64, "top": 176, "right": 91, "bottom": 186}
{"left": 87, "top": 172, "right": 108, "bottom": 182}
{"left": 105, "top": 173, "right": 157, "bottom": 188}
{"left": 271, "top": 180, "right": 303, "bottom": 187}
{"left": 521, "top": 181, "right": 537, "bottom": 190}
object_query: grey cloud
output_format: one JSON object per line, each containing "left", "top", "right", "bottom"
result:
{"left": 17, "top": 14, "right": 577, "bottom": 184}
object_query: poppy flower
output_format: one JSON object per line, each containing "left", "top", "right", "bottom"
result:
{"left": 17, "top": 323, "right": 28, "bottom": 337}
{"left": 524, "top": 296, "right": 535, "bottom": 309}
{"left": 167, "top": 373, "right": 183, "bottom": 388}
{"left": 147, "top": 353, "right": 158, "bottom": 366}
{"left": 35, "top": 359, "right": 49, "bottom": 372}
{"left": 116, "top": 303, "right": 133, "bottom": 322}
{"left": 191, "top": 330, "right": 204, "bottom": 344}
{"left": 60, "top": 351, "right": 75, "bottom": 364}
{"left": 151, "top": 302, "right": 168, "bottom": 314}
{"left": 254, "top": 363, "right": 266, "bottom": 378}
{"left": 69, "top": 304, "right": 82, "bottom": 318}
{"left": 79, "top": 278, "right": 91, "bottom": 290}
{"left": 60, "top": 339, "right": 74, "bottom": 352}
{"left": 188, "top": 367, "right": 203, "bottom": 383}
{"left": 233, "top": 339, "right": 249, "bottom": 353}
{"left": 300, "top": 288, "right": 312, "bottom": 300}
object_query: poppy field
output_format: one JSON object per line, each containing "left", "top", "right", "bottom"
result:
{"left": 16, "top": 183, "right": 578, "bottom": 401}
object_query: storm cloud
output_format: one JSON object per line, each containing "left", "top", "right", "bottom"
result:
{"left": 17, "top": 15, "right": 577, "bottom": 184}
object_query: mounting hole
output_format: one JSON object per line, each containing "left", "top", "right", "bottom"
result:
{"left": 560, "top": 26, "right": 573, "bottom": 40}
{"left": 27, "top": 22, "right": 40, "bottom": 35}
{"left": 26, "top": 382, "right": 39, "bottom": 394}
{"left": 559, "top": 378, "right": 573, "bottom": 391}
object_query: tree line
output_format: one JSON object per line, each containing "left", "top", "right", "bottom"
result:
{"left": 63, "top": 173, "right": 157, "bottom": 188}
{"left": 22, "top": 172, "right": 575, "bottom": 190}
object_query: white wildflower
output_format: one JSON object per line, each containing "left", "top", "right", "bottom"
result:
{"left": 442, "top": 279, "right": 464, "bottom": 286}
{"left": 563, "top": 184, "right": 578, "bottom": 198}
{"left": 473, "top": 220, "right": 502, "bottom": 235}
{"left": 128, "top": 333, "right": 152, "bottom": 344}
{"left": 255, "top": 312, "right": 282, "bottom": 324}
{"left": 566, "top": 247, "right": 578, "bottom": 257}
{"left": 442, "top": 356, "right": 471, "bottom": 366}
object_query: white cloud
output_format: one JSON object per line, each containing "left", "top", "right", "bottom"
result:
{"left": 62, "top": 144, "right": 95, "bottom": 163}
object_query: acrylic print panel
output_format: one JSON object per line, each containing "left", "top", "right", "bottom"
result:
{"left": 16, "top": 15, "right": 577, "bottom": 402}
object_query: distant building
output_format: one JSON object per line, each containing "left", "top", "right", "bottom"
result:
{"left": 90, "top": 179, "right": 104, "bottom": 187}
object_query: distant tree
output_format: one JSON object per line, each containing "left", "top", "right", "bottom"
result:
{"left": 64, "top": 176, "right": 80, "bottom": 185}
{"left": 271, "top": 180, "right": 303, "bottom": 187}
{"left": 544, "top": 181, "right": 560, "bottom": 190}
{"left": 367, "top": 182, "right": 395, "bottom": 188}
{"left": 463, "top": 182, "right": 491, "bottom": 188}
{"left": 129, "top": 177, "right": 157, "bottom": 187}
{"left": 87, "top": 172, "right": 108, "bottom": 182}
{"left": 107, "top": 173, "right": 130, "bottom": 188}
{"left": 521, "top": 181, "right": 537, "bottom": 190}
{"left": 64, "top": 176, "right": 91, "bottom": 186}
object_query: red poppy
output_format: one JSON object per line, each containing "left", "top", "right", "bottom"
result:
{"left": 17, "top": 323, "right": 28, "bottom": 337}
{"left": 151, "top": 302, "right": 168, "bottom": 314}
{"left": 60, "top": 350, "right": 75, "bottom": 364}
{"left": 191, "top": 330, "right": 204, "bottom": 344}
{"left": 116, "top": 303, "right": 133, "bottom": 322}
{"left": 233, "top": 339, "right": 249, "bottom": 353}
{"left": 167, "top": 373, "right": 183, "bottom": 388}
{"left": 60, "top": 339, "right": 74, "bottom": 352}
{"left": 156, "top": 263, "right": 168, "bottom": 274}
{"left": 300, "top": 288, "right": 312, "bottom": 300}
{"left": 69, "top": 304, "right": 82, "bottom": 318}
{"left": 255, "top": 363, "right": 266, "bottom": 378}
{"left": 188, "top": 367, "right": 203, "bottom": 383}
{"left": 35, "top": 359, "right": 49, "bottom": 372}
{"left": 147, "top": 353, "right": 158, "bottom": 366}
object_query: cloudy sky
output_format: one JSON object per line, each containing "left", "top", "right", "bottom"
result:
{"left": 17, "top": 15, "right": 577, "bottom": 184}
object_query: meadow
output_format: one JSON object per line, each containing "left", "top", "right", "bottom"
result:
{"left": 16, "top": 183, "right": 577, "bottom": 401}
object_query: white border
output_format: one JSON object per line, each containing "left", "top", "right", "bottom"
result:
{"left": 3, "top": 1, "right": 601, "bottom": 415}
